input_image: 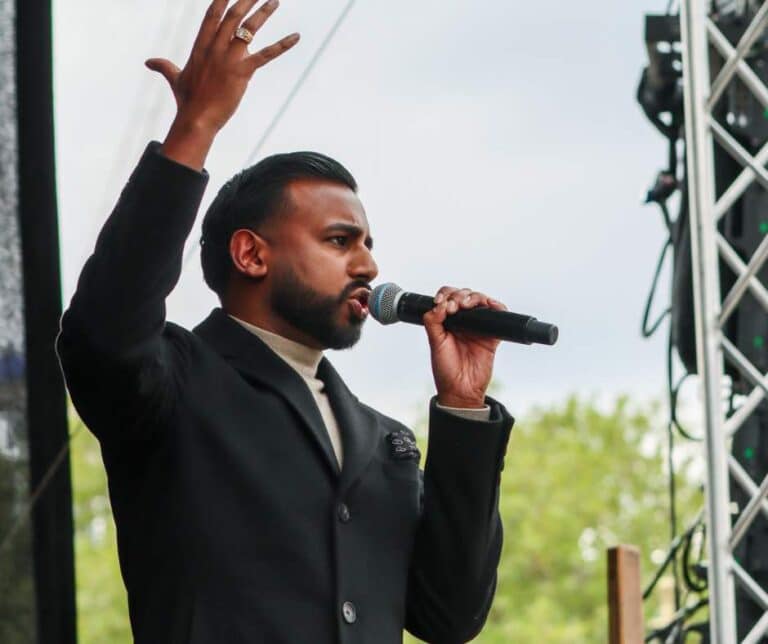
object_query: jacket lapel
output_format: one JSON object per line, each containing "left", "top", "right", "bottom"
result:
{"left": 316, "top": 358, "right": 379, "bottom": 493}
{"left": 193, "top": 309, "right": 340, "bottom": 477}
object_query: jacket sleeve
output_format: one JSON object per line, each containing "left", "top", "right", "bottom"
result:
{"left": 405, "top": 396, "right": 513, "bottom": 643}
{"left": 56, "top": 142, "right": 209, "bottom": 443}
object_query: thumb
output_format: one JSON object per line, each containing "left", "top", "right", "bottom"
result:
{"left": 144, "top": 58, "right": 181, "bottom": 86}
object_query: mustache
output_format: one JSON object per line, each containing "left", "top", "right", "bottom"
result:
{"left": 338, "top": 280, "right": 371, "bottom": 303}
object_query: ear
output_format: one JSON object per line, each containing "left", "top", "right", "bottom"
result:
{"left": 229, "top": 229, "right": 270, "bottom": 280}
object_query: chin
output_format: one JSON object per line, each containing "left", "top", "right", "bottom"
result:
{"left": 324, "top": 322, "right": 363, "bottom": 350}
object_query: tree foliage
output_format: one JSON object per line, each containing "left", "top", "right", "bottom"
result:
{"left": 407, "top": 395, "right": 700, "bottom": 643}
{"left": 70, "top": 419, "right": 131, "bottom": 642}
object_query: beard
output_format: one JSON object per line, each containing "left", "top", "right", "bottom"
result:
{"left": 269, "top": 263, "right": 367, "bottom": 350}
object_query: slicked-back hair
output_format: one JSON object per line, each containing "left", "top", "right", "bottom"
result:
{"left": 200, "top": 151, "right": 358, "bottom": 297}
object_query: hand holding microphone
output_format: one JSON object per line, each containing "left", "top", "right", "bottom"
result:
{"left": 368, "top": 283, "right": 559, "bottom": 409}
{"left": 369, "top": 283, "right": 558, "bottom": 346}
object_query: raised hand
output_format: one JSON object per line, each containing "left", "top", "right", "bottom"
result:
{"left": 147, "top": 0, "right": 300, "bottom": 169}
{"left": 422, "top": 287, "right": 507, "bottom": 409}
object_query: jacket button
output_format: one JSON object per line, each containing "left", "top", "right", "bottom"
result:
{"left": 342, "top": 601, "right": 357, "bottom": 624}
{"left": 338, "top": 502, "right": 351, "bottom": 523}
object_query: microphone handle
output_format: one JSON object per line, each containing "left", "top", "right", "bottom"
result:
{"left": 396, "top": 292, "right": 558, "bottom": 346}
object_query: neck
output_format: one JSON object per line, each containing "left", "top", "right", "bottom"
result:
{"left": 224, "top": 299, "right": 323, "bottom": 350}
{"left": 229, "top": 315, "right": 324, "bottom": 379}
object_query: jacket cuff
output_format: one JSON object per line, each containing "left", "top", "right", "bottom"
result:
{"left": 427, "top": 395, "right": 514, "bottom": 477}
{"left": 146, "top": 140, "right": 209, "bottom": 177}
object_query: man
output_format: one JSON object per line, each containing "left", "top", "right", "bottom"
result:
{"left": 57, "top": 1, "right": 514, "bottom": 642}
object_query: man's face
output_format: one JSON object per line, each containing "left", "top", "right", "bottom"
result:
{"left": 265, "top": 178, "right": 378, "bottom": 350}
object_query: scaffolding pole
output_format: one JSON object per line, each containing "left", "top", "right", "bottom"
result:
{"left": 680, "top": 1, "right": 768, "bottom": 641}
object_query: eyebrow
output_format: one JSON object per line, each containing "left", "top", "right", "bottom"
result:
{"left": 323, "top": 223, "right": 374, "bottom": 250}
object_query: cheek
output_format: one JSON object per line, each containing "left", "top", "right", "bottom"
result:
{"left": 292, "top": 253, "right": 324, "bottom": 280}
{"left": 290, "top": 252, "right": 347, "bottom": 292}
{"left": 296, "top": 247, "right": 344, "bottom": 275}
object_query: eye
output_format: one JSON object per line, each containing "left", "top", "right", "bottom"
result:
{"left": 328, "top": 235, "right": 348, "bottom": 247}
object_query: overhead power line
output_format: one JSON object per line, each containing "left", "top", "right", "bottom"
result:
{"left": 0, "top": 424, "right": 84, "bottom": 555}
{"left": 243, "top": 0, "right": 358, "bottom": 166}
{"left": 82, "top": 0, "right": 203, "bottom": 271}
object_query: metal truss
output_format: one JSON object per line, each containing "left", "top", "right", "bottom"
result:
{"left": 681, "top": 1, "right": 768, "bottom": 641}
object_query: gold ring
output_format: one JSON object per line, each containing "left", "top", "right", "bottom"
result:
{"left": 234, "top": 27, "right": 254, "bottom": 44}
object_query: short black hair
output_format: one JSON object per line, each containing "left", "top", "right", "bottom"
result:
{"left": 200, "top": 151, "right": 358, "bottom": 296}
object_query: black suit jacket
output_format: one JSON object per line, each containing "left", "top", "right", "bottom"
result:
{"left": 56, "top": 143, "right": 514, "bottom": 644}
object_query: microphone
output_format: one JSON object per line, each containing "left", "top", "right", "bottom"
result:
{"left": 369, "top": 283, "right": 558, "bottom": 346}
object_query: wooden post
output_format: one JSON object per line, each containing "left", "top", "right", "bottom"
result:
{"left": 608, "top": 545, "right": 644, "bottom": 644}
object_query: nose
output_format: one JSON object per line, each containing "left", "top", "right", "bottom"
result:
{"left": 350, "top": 245, "right": 378, "bottom": 283}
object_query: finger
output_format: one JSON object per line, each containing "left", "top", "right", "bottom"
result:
{"left": 241, "top": 32, "right": 301, "bottom": 74}
{"left": 488, "top": 298, "right": 508, "bottom": 311}
{"left": 457, "top": 292, "right": 492, "bottom": 311}
{"left": 213, "top": 0, "right": 262, "bottom": 55}
{"left": 444, "top": 288, "right": 473, "bottom": 314}
{"left": 433, "top": 286, "right": 458, "bottom": 305}
{"left": 145, "top": 58, "right": 182, "bottom": 86}
{"left": 422, "top": 301, "right": 449, "bottom": 347}
{"left": 425, "top": 298, "right": 448, "bottom": 324}
{"left": 230, "top": 0, "right": 281, "bottom": 56}
{"left": 190, "top": 0, "right": 228, "bottom": 57}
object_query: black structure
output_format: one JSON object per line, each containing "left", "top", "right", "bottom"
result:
{"left": 714, "top": 12, "right": 768, "bottom": 640}
{"left": 637, "top": 6, "right": 768, "bottom": 641}
{"left": 0, "top": 0, "right": 77, "bottom": 642}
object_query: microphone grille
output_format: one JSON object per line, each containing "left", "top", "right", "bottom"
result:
{"left": 370, "top": 283, "right": 403, "bottom": 324}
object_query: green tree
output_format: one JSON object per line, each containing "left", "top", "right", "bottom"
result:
{"left": 70, "top": 416, "right": 131, "bottom": 643}
{"left": 408, "top": 395, "right": 699, "bottom": 643}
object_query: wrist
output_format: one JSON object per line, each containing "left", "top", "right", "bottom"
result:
{"left": 436, "top": 393, "right": 486, "bottom": 409}
{"left": 160, "top": 115, "right": 218, "bottom": 171}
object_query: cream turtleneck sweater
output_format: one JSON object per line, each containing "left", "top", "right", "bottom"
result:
{"left": 229, "top": 315, "right": 491, "bottom": 469}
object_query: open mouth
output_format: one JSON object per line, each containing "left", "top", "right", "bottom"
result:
{"left": 348, "top": 288, "right": 371, "bottom": 320}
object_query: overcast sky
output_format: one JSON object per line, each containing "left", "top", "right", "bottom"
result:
{"left": 53, "top": 0, "right": 676, "bottom": 426}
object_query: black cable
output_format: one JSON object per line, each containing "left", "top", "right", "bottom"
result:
{"left": 641, "top": 139, "right": 678, "bottom": 341}
{"left": 665, "top": 142, "right": 700, "bottom": 443}
{"left": 667, "top": 412, "right": 681, "bottom": 610}
{"left": 638, "top": 26, "right": 709, "bottom": 642}
{"left": 643, "top": 512, "right": 704, "bottom": 600}
{"left": 680, "top": 621, "right": 709, "bottom": 641}
{"left": 642, "top": 517, "right": 709, "bottom": 643}
{"left": 681, "top": 521, "right": 707, "bottom": 592}
{"left": 642, "top": 237, "right": 673, "bottom": 338}
{"left": 668, "top": 136, "right": 679, "bottom": 181}
{"left": 662, "top": 209, "right": 681, "bottom": 609}
{"left": 669, "top": 372, "right": 700, "bottom": 441}
{"left": 661, "top": 201, "right": 674, "bottom": 233}
{"left": 645, "top": 597, "right": 709, "bottom": 642}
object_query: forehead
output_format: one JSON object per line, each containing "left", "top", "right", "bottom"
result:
{"left": 282, "top": 178, "right": 369, "bottom": 231}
